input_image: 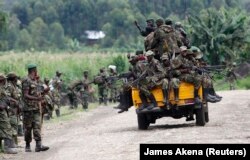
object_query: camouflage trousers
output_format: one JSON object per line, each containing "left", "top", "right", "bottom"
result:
{"left": 170, "top": 78, "right": 180, "bottom": 89}
{"left": 202, "top": 74, "right": 213, "bottom": 88}
{"left": 0, "top": 110, "right": 12, "bottom": 139}
{"left": 180, "top": 73, "right": 202, "bottom": 89}
{"left": 109, "top": 86, "right": 118, "bottom": 102}
{"left": 23, "top": 110, "right": 41, "bottom": 142}
{"left": 9, "top": 114, "right": 18, "bottom": 137}
{"left": 98, "top": 86, "right": 108, "bottom": 101}
{"left": 80, "top": 91, "right": 89, "bottom": 109}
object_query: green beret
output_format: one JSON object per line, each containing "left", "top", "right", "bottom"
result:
{"left": 27, "top": 63, "right": 37, "bottom": 70}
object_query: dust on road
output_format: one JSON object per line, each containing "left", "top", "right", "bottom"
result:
{"left": 2, "top": 90, "right": 250, "bottom": 160}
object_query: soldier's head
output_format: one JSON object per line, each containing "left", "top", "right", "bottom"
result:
{"left": 27, "top": 63, "right": 37, "bottom": 79}
{"left": 175, "top": 22, "right": 182, "bottom": 28}
{"left": 83, "top": 70, "right": 89, "bottom": 77}
{"left": 100, "top": 68, "right": 105, "bottom": 73}
{"left": 161, "top": 55, "right": 170, "bottom": 66}
{"left": 44, "top": 78, "right": 49, "bottom": 85}
{"left": 146, "top": 19, "right": 154, "bottom": 27}
{"left": 0, "top": 73, "right": 6, "bottom": 85}
{"left": 135, "top": 50, "right": 144, "bottom": 56}
{"left": 180, "top": 46, "right": 188, "bottom": 56}
{"left": 56, "top": 70, "right": 63, "bottom": 77}
{"left": 165, "top": 18, "right": 173, "bottom": 26}
{"left": 7, "top": 72, "right": 18, "bottom": 83}
{"left": 129, "top": 55, "right": 138, "bottom": 65}
{"left": 156, "top": 19, "right": 164, "bottom": 27}
{"left": 145, "top": 50, "right": 155, "bottom": 62}
{"left": 232, "top": 62, "right": 237, "bottom": 67}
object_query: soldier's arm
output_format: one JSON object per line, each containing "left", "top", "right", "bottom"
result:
{"left": 150, "top": 30, "right": 160, "bottom": 49}
{"left": 23, "top": 80, "right": 42, "bottom": 101}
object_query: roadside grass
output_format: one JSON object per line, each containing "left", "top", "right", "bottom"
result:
{"left": 214, "top": 76, "right": 250, "bottom": 91}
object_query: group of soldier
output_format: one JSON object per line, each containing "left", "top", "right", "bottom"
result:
{"left": 0, "top": 65, "right": 68, "bottom": 154}
{"left": 115, "top": 18, "right": 224, "bottom": 119}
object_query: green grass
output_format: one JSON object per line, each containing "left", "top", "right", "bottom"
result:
{"left": 214, "top": 76, "right": 250, "bottom": 91}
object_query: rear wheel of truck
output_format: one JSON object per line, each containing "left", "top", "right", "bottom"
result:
{"left": 196, "top": 104, "right": 206, "bottom": 126}
{"left": 137, "top": 113, "right": 149, "bottom": 130}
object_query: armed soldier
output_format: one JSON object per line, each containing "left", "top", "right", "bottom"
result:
{"left": 226, "top": 62, "right": 237, "bottom": 90}
{"left": 108, "top": 66, "right": 118, "bottom": 103}
{"left": 190, "top": 46, "right": 222, "bottom": 103}
{"left": 138, "top": 50, "right": 166, "bottom": 111}
{"left": 5, "top": 72, "right": 22, "bottom": 148}
{"left": 22, "top": 64, "right": 49, "bottom": 152}
{"left": 137, "top": 19, "right": 155, "bottom": 37}
{"left": 0, "top": 73, "right": 18, "bottom": 154}
{"left": 94, "top": 68, "right": 109, "bottom": 105}
{"left": 175, "top": 22, "right": 191, "bottom": 49}
{"left": 43, "top": 78, "right": 54, "bottom": 119}
{"left": 151, "top": 18, "right": 182, "bottom": 60}
{"left": 171, "top": 46, "right": 203, "bottom": 121}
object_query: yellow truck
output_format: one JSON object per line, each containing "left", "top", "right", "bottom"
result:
{"left": 132, "top": 82, "right": 208, "bottom": 130}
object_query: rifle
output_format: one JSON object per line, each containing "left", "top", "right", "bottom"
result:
{"left": 134, "top": 21, "right": 142, "bottom": 32}
{"left": 129, "top": 69, "right": 148, "bottom": 87}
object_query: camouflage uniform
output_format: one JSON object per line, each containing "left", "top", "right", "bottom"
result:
{"left": 151, "top": 19, "right": 182, "bottom": 59}
{"left": 226, "top": 63, "right": 237, "bottom": 90}
{"left": 22, "top": 64, "right": 49, "bottom": 152}
{"left": 175, "top": 22, "right": 190, "bottom": 48}
{"left": 94, "top": 69, "right": 109, "bottom": 105}
{"left": 51, "top": 85, "right": 61, "bottom": 117}
{"left": 140, "top": 19, "right": 155, "bottom": 37}
{"left": 108, "top": 68, "right": 119, "bottom": 103}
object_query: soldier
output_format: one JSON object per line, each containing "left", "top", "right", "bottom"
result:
{"left": 94, "top": 68, "right": 109, "bottom": 105}
{"left": 108, "top": 66, "right": 118, "bottom": 103}
{"left": 16, "top": 79, "right": 24, "bottom": 136}
{"left": 5, "top": 72, "right": 21, "bottom": 148}
{"left": 139, "top": 19, "right": 155, "bottom": 37}
{"left": 171, "top": 46, "right": 203, "bottom": 121}
{"left": 43, "top": 78, "right": 54, "bottom": 119}
{"left": 0, "top": 73, "right": 17, "bottom": 154}
{"left": 190, "top": 46, "right": 221, "bottom": 103}
{"left": 22, "top": 64, "right": 49, "bottom": 152}
{"left": 70, "top": 71, "right": 91, "bottom": 110}
{"left": 138, "top": 50, "right": 165, "bottom": 110}
{"left": 175, "top": 22, "right": 191, "bottom": 48}
{"left": 226, "top": 62, "right": 237, "bottom": 90}
{"left": 51, "top": 80, "right": 62, "bottom": 117}
{"left": 67, "top": 85, "right": 78, "bottom": 109}
{"left": 151, "top": 18, "right": 182, "bottom": 60}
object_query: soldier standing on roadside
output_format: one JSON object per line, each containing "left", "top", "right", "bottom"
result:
{"left": 226, "top": 62, "right": 237, "bottom": 90}
{"left": 0, "top": 73, "right": 17, "bottom": 154}
{"left": 22, "top": 64, "right": 49, "bottom": 152}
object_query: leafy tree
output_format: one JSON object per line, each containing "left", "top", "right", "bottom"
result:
{"left": 188, "top": 8, "right": 250, "bottom": 64}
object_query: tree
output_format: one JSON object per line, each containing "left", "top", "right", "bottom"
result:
{"left": 188, "top": 8, "right": 250, "bottom": 64}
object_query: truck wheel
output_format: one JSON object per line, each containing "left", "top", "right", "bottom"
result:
{"left": 205, "top": 111, "right": 209, "bottom": 122}
{"left": 196, "top": 104, "right": 206, "bottom": 126}
{"left": 137, "top": 113, "right": 149, "bottom": 130}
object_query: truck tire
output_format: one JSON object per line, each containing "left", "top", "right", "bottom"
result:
{"left": 196, "top": 104, "right": 206, "bottom": 126}
{"left": 137, "top": 113, "right": 149, "bottom": 130}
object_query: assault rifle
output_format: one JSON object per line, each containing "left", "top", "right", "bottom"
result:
{"left": 134, "top": 21, "right": 142, "bottom": 32}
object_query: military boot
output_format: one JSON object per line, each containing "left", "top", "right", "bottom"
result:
{"left": 203, "top": 88, "right": 217, "bottom": 103}
{"left": 147, "top": 94, "right": 158, "bottom": 110}
{"left": 162, "top": 89, "right": 169, "bottom": 107}
{"left": 55, "top": 109, "right": 60, "bottom": 117}
{"left": 35, "top": 141, "right": 49, "bottom": 152}
{"left": 3, "top": 138, "right": 17, "bottom": 154}
{"left": 194, "top": 89, "right": 202, "bottom": 104}
{"left": 209, "top": 88, "right": 222, "bottom": 99}
{"left": 174, "top": 88, "right": 179, "bottom": 101}
{"left": 139, "top": 93, "right": 148, "bottom": 111}
{"left": 25, "top": 142, "right": 31, "bottom": 152}
{"left": 17, "top": 124, "right": 24, "bottom": 136}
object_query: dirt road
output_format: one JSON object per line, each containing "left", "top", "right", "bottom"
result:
{"left": 2, "top": 90, "right": 250, "bottom": 160}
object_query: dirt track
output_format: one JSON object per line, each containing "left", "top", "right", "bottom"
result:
{"left": 2, "top": 90, "right": 250, "bottom": 160}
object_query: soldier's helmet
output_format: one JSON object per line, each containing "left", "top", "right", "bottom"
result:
{"left": 7, "top": 72, "right": 18, "bottom": 79}
{"left": 161, "top": 55, "right": 169, "bottom": 61}
{"left": 145, "top": 50, "right": 155, "bottom": 57}
{"left": 165, "top": 18, "right": 173, "bottom": 25}
{"left": 175, "top": 22, "right": 182, "bottom": 28}
{"left": 0, "top": 73, "right": 6, "bottom": 81}
{"left": 180, "top": 46, "right": 187, "bottom": 52}
{"left": 146, "top": 19, "right": 154, "bottom": 24}
{"left": 189, "top": 46, "right": 203, "bottom": 59}
{"left": 156, "top": 19, "right": 164, "bottom": 25}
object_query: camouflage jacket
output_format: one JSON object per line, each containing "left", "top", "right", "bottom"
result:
{"left": 22, "top": 76, "right": 40, "bottom": 111}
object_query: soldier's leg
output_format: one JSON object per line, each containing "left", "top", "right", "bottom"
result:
{"left": 161, "top": 79, "right": 169, "bottom": 106}
{"left": 98, "top": 87, "right": 103, "bottom": 104}
{"left": 33, "top": 111, "right": 49, "bottom": 152}
{"left": 103, "top": 87, "right": 108, "bottom": 106}
{"left": 23, "top": 111, "right": 33, "bottom": 152}
{"left": 140, "top": 85, "right": 157, "bottom": 110}
{"left": 9, "top": 115, "right": 18, "bottom": 148}
{"left": 55, "top": 104, "right": 60, "bottom": 117}
{"left": 171, "top": 78, "right": 180, "bottom": 101}
{"left": 202, "top": 76, "right": 219, "bottom": 103}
